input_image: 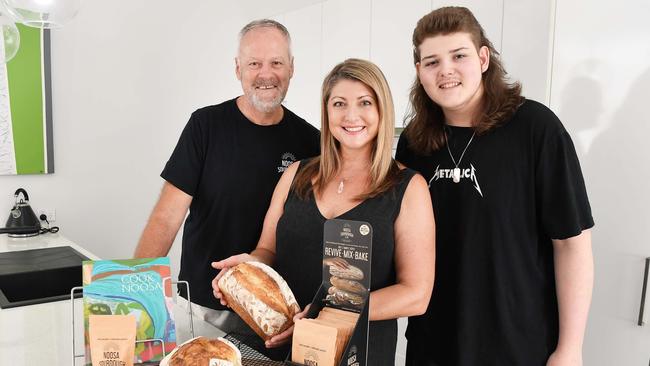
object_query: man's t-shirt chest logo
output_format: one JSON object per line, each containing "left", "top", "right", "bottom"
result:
{"left": 278, "top": 152, "right": 296, "bottom": 173}
{"left": 428, "top": 164, "right": 484, "bottom": 197}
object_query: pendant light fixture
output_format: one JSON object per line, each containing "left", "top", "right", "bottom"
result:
{"left": 1, "top": 0, "right": 82, "bottom": 29}
{"left": 0, "top": 10, "right": 19, "bottom": 63}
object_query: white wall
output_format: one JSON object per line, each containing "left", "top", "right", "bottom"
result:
{"left": 0, "top": 1, "right": 556, "bottom": 365}
{"left": 550, "top": 0, "right": 650, "bottom": 364}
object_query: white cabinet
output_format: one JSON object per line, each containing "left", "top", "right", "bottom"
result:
{"left": 371, "top": 0, "right": 432, "bottom": 127}
{"left": 501, "top": 0, "right": 553, "bottom": 103}
{"left": 322, "top": 0, "right": 372, "bottom": 74}
{"left": 280, "top": 3, "right": 324, "bottom": 128}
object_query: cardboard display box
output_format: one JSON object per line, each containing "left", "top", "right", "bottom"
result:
{"left": 286, "top": 219, "right": 372, "bottom": 366}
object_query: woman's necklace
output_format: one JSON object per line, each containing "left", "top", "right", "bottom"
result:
{"left": 336, "top": 165, "right": 370, "bottom": 194}
{"left": 337, "top": 179, "right": 346, "bottom": 194}
{"left": 444, "top": 129, "right": 476, "bottom": 183}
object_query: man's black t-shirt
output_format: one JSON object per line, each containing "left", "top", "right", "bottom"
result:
{"left": 396, "top": 99, "right": 594, "bottom": 366}
{"left": 161, "top": 98, "right": 320, "bottom": 310}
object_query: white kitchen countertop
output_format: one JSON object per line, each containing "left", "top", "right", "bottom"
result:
{"left": 0, "top": 233, "right": 225, "bottom": 365}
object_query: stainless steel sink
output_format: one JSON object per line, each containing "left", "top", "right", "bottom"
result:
{"left": 0, "top": 246, "right": 89, "bottom": 308}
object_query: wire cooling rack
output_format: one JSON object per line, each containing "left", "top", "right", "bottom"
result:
{"left": 223, "top": 333, "right": 284, "bottom": 366}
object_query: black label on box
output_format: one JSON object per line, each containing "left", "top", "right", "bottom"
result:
{"left": 322, "top": 219, "right": 372, "bottom": 312}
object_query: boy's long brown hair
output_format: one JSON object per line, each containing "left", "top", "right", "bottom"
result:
{"left": 292, "top": 59, "right": 400, "bottom": 201}
{"left": 404, "top": 6, "right": 523, "bottom": 155}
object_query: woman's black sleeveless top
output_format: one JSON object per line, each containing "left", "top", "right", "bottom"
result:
{"left": 275, "top": 160, "right": 417, "bottom": 365}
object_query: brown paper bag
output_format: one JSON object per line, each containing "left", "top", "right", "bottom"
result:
{"left": 89, "top": 315, "right": 136, "bottom": 366}
{"left": 292, "top": 318, "right": 339, "bottom": 366}
{"left": 320, "top": 307, "right": 360, "bottom": 322}
{"left": 316, "top": 307, "right": 359, "bottom": 363}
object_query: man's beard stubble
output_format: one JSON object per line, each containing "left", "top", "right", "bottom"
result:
{"left": 247, "top": 77, "right": 287, "bottom": 113}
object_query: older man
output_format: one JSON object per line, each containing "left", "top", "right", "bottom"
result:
{"left": 134, "top": 19, "right": 320, "bottom": 333}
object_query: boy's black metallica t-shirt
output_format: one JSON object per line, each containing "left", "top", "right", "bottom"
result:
{"left": 161, "top": 98, "right": 320, "bottom": 310}
{"left": 396, "top": 99, "right": 594, "bottom": 366}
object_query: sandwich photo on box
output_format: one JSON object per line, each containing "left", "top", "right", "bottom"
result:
{"left": 324, "top": 260, "right": 367, "bottom": 310}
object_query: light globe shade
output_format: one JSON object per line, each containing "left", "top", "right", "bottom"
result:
{"left": 0, "top": 13, "right": 19, "bottom": 63}
{"left": 1, "top": 0, "right": 82, "bottom": 29}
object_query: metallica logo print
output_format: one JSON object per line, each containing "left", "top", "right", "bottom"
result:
{"left": 428, "top": 164, "right": 483, "bottom": 197}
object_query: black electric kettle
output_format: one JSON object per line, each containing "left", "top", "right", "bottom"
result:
{"left": 0, "top": 188, "right": 41, "bottom": 237}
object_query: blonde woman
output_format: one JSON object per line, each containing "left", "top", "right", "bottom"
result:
{"left": 213, "top": 58, "right": 435, "bottom": 365}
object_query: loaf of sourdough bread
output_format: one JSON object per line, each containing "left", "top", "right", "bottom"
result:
{"left": 159, "top": 336, "right": 241, "bottom": 366}
{"left": 218, "top": 261, "right": 300, "bottom": 340}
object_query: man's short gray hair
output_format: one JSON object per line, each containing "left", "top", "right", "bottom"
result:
{"left": 239, "top": 19, "right": 292, "bottom": 56}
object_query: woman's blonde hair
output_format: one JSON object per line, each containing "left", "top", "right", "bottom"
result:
{"left": 293, "top": 58, "right": 400, "bottom": 200}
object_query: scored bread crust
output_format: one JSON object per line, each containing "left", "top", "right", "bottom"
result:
{"left": 246, "top": 261, "right": 300, "bottom": 315}
{"left": 233, "top": 264, "right": 289, "bottom": 315}
{"left": 218, "top": 262, "right": 299, "bottom": 340}
{"left": 220, "top": 289, "right": 292, "bottom": 341}
{"left": 161, "top": 337, "right": 242, "bottom": 366}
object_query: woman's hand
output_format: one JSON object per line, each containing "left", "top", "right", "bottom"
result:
{"left": 265, "top": 304, "right": 311, "bottom": 348}
{"left": 210, "top": 253, "right": 259, "bottom": 306}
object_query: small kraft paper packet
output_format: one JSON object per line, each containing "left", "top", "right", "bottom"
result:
{"left": 89, "top": 315, "right": 136, "bottom": 366}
